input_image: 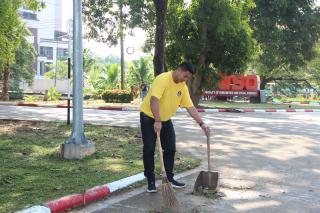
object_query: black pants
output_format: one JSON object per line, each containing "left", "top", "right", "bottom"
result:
{"left": 140, "top": 112, "right": 176, "bottom": 182}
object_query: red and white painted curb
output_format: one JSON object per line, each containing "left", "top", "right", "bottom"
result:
{"left": 11, "top": 103, "right": 320, "bottom": 113}
{"left": 17, "top": 173, "right": 145, "bottom": 213}
{"left": 177, "top": 108, "right": 320, "bottom": 113}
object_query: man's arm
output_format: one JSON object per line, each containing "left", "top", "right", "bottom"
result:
{"left": 151, "top": 96, "right": 161, "bottom": 122}
{"left": 186, "top": 106, "right": 210, "bottom": 137}
{"left": 186, "top": 106, "right": 203, "bottom": 125}
{"left": 151, "top": 96, "right": 162, "bottom": 133}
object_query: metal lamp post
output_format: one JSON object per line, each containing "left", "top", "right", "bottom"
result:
{"left": 66, "top": 18, "right": 72, "bottom": 125}
{"left": 61, "top": 0, "right": 95, "bottom": 159}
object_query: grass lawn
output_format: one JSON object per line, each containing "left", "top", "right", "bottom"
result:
{"left": 0, "top": 120, "right": 200, "bottom": 212}
{"left": 199, "top": 101, "right": 320, "bottom": 109}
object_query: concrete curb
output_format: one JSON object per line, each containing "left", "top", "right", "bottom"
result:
{"left": 7, "top": 103, "right": 320, "bottom": 113}
{"left": 18, "top": 173, "right": 145, "bottom": 213}
{"left": 178, "top": 108, "right": 320, "bottom": 113}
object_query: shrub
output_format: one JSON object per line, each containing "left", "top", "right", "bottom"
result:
{"left": 24, "top": 95, "right": 38, "bottom": 102}
{"left": 47, "top": 87, "right": 61, "bottom": 101}
{"left": 8, "top": 91, "right": 24, "bottom": 100}
{"left": 5, "top": 85, "right": 24, "bottom": 100}
{"left": 101, "top": 89, "right": 132, "bottom": 103}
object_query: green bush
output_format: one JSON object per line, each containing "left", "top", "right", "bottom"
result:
{"left": 24, "top": 95, "right": 38, "bottom": 102}
{"left": 8, "top": 91, "right": 24, "bottom": 100}
{"left": 47, "top": 87, "right": 61, "bottom": 101}
{"left": 101, "top": 89, "right": 132, "bottom": 103}
{"left": 5, "top": 84, "right": 24, "bottom": 100}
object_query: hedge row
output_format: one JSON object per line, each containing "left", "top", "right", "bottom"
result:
{"left": 101, "top": 90, "right": 133, "bottom": 103}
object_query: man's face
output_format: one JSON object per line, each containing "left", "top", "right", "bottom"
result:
{"left": 177, "top": 69, "right": 193, "bottom": 82}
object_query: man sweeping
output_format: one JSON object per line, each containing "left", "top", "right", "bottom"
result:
{"left": 140, "top": 61, "right": 210, "bottom": 193}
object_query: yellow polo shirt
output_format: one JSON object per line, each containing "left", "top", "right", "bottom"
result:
{"left": 140, "top": 71, "right": 194, "bottom": 121}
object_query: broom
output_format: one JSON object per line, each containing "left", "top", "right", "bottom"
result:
{"left": 156, "top": 132, "right": 182, "bottom": 211}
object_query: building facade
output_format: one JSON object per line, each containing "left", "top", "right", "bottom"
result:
{"left": 20, "top": 0, "right": 70, "bottom": 93}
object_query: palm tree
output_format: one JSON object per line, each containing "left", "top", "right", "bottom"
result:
{"left": 127, "top": 56, "right": 154, "bottom": 86}
{"left": 105, "top": 63, "right": 120, "bottom": 89}
{"left": 85, "top": 64, "right": 106, "bottom": 96}
{"left": 85, "top": 63, "right": 120, "bottom": 97}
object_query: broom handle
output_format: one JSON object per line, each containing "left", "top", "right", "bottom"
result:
{"left": 156, "top": 132, "right": 166, "bottom": 174}
{"left": 207, "top": 134, "right": 211, "bottom": 172}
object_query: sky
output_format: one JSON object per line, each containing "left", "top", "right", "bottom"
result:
{"left": 61, "top": 0, "right": 320, "bottom": 61}
{"left": 61, "top": 0, "right": 146, "bottom": 61}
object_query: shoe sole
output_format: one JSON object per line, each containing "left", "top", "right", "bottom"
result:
{"left": 146, "top": 189, "right": 157, "bottom": 193}
{"left": 171, "top": 184, "right": 186, "bottom": 189}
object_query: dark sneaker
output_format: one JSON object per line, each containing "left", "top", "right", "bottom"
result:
{"left": 170, "top": 179, "right": 186, "bottom": 188}
{"left": 147, "top": 181, "right": 157, "bottom": 193}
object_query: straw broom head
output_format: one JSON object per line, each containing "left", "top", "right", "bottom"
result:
{"left": 157, "top": 132, "right": 182, "bottom": 212}
{"left": 161, "top": 177, "right": 182, "bottom": 211}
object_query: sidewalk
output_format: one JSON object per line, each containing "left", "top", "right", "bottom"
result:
{"left": 72, "top": 165, "right": 223, "bottom": 213}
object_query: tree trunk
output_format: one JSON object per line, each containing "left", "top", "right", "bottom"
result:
{"left": 153, "top": 0, "right": 167, "bottom": 77}
{"left": 189, "top": 73, "right": 203, "bottom": 106}
{"left": 120, "top": 2, "right": 125, "bottom": 89}
{"left": 260, "top": 77, "right": 269, "bottom": 90}
{"left": 189, "top": 56, "right": 205, "bottom": 107}
{"left": 188, "top": 24, "right": 207, "bottom": 106}
{"left": 1, "top": 62, "right": 10, "bottom": 101}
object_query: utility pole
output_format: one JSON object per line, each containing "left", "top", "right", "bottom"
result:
{"left": 67, "top": 19, "right": 73, "bottom": 125}
{"left": 54, "top": 41, "right": 58, "bottom": 87}
{"left": 61, "top": 0, "right": 95, "bottom": 159}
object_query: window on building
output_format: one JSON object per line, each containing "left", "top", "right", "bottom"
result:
{"left": 40, "top": 46, "right": 53, "bottom": 59}
{"left": 39, "top": 62, "right": 45, "bottom": 76}
{"left": 20, "top": 11, "right": 37, "bottom": 20}
{"left": 39, "top": 62, "right": 52, "bottom": 76}
{"left": 55, "top": 31, "right": 68, "bottom": 41}
{"left": 57, "top": 48, "right": 68, "bottom": 59}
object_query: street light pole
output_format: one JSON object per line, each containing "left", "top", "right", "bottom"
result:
{"left": 67, "top": 19, "right": 72, "bottom": 125}
{"left": 61, "top": 0, "right": 95, "bottom": 159}
{"left": 54, "top": 40, "right": 58, "bottom": 87}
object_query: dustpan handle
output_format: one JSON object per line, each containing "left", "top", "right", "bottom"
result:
{"left": 207, "top": 134, "right": 211, "bottom": 172}
{"left": 156, "top": 132, "right": 166, "bottom": 174}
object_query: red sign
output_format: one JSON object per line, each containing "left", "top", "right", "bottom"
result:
{"left": 218, "top": 75, "right": 260, "bottom": 91}
{"left": 204, "top": 75, "right": 260, "bottom": 97}
{"left": 204, "top": 90, "right": 259, "bottom": 97}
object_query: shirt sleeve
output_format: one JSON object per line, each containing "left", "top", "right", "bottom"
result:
{"left": 150, "top": 74, "right": 167, "bottom": 99}
{"left": 180, "top": 83, "right": 194, "bottom": 108}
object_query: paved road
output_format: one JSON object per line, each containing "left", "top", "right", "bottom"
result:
{"left": 1, "top": 105, "right": 320, "bottom": 212}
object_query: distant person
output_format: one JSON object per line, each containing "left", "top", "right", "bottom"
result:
{"left": 140, "top": 81, "right": 148, "bottom": 101}
{"left": 131, "top": 83, "right": 137, "bottom": 100}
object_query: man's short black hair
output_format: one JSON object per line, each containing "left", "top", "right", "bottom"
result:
{"left": 178, "top": 61, "right": 195, "bottom": 74}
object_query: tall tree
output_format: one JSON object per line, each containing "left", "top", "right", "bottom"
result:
{"left": 250, "top": 0, "right": 320, "bottom": 89}
{"left": 166, "top": 0, "right": 256, "bottom": 105}
{"left": 83, "top": 0, "right": 172, "bottom": 78}
{"left": 83, "top": 0, "right": 150, "bottom": 89}
{"left": 305, "top": 43, "right": 320, "bottom": 91}
{"left": 9, "top": 37, "right": 37, "bottom": 89}
{"left": 266, "top": 42, "right": 320, "bottom": 96}
{"left": 153, "top": 0, "right": 167, "bottom": 76}
{"left": 0, "top": 0, "right": 44, "bottom": 101}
